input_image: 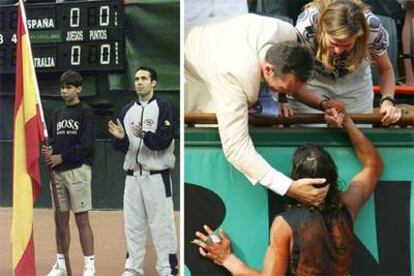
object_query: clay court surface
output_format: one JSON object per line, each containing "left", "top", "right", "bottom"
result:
{"left": 0, "top": 208, "right": 180, "bottom": 275}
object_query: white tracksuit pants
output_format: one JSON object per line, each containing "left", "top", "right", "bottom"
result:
{"left": 123, "top": 171, "right": 177, "bottom": 275}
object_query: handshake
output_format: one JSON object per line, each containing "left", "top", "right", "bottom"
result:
{"left": 280, "top": 96, "right": 402, "bottom": 126}
{"left": 279, "top": 98, "right": 347, "bottom": 126}
{"left": 321, "top": 99, "right": 348, "bottom": 127}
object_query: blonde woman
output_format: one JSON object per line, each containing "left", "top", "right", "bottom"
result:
{"left": 289, "top": 0, "right": 401, "bottom": 126}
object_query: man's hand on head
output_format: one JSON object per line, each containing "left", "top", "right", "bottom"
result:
{"left": 286, "top": 178, "right": 330, "bottom": 207}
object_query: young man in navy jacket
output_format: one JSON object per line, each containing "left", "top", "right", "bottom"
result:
{"left": 42, "top": 70, "right": 96, "bottom": 276}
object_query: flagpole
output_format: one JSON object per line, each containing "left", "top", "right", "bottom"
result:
{"left": 16, "top": 1, "right": 71, "bottom": 274}
{"left": 44, "top": 138, "right": 72, "bottom": 276}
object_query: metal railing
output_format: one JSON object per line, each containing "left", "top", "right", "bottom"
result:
{"left": 185, "top": 112, "right": 414, "bottom": 127}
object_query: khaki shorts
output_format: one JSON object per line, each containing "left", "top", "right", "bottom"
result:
{"left": 51, "top": 164, "right": 92, "bottom": 213}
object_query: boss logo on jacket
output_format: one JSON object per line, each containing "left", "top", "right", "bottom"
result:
{"left": 56, "top": 119, "right": 80, "bottom": 135}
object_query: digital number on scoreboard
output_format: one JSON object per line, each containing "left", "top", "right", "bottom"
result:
{"left": 0, "top": 0, "right": 126, "bottom": 73}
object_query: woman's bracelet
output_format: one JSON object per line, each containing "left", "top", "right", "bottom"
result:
{"left": 380, "top": 96, "right": 395, "bottom": 106}
{"left": 400, "top": 54, "right": 413, "bottom": 60}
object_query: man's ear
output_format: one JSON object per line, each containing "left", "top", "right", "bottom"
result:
{"left": 77, "top": 86, "right": 82, "bottom": 94}
{"left": 262, "top": 63, "right": 274, "bottom": 78}
{"left": 152, "top": 80, "right": 157, "bottom": 87}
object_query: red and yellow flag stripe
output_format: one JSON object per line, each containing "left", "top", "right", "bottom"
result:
{"left": 11, "top": 1, "right": 47, "bottom": 275}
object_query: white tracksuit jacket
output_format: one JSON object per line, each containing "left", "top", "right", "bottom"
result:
{"left": 113, "top": 95, "right": 175, "bottom": 172}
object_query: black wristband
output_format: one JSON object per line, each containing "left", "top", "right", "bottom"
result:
{"left": 400, "top": 54, "right": 413, "bottom": 60}
{"left": 380, "top": 96, "right": 395, "bottom": 106}
{"left": 278, "top": 93, "right": 287, "bottom": 103}
{"left": 319, "top": 99, "right": 328, "bottom": 111}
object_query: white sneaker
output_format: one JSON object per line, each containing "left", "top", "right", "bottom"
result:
{"left": 47, "top": 263, "right": 67, "bottom": 276}
{"left": 121, "top": 269, "right": 139, "bottom": 276}
{"left": 83, "top": 266, "right": 96, "bottom": 276}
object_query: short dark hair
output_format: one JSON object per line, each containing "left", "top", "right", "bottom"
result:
{"left": 136, "top": 66, "right": 157, "bottom": 81}
{"left": 60, "top": 70, "right": 83, "bottom": 87}
{"left": 265, "top": 41, "right": 313, "bottom": 82}
{"left": 289, "top": 144, "right": 341, "bottom": 213}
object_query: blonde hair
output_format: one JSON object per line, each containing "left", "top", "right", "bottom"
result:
{"left": 304, "top": 0, "right": 368, "bottom": 10}
{"left": 305, "top": 0, "right": 370, "bottom": 73}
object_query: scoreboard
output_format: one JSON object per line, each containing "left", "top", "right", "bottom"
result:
{"left": 0, "top": 0, "right": 126, "bottom": 73}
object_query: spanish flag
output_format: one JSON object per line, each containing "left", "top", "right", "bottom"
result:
{"left": 11, "top": 1, "right": 47, "bottom": 275}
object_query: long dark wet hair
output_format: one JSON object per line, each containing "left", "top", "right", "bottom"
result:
{"left": 287, "top": 144, "right": 342, "bottom": 213}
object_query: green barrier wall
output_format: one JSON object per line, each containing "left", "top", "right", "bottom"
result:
{"left": 184, "top": 127, "right": 414, "bottom": 275}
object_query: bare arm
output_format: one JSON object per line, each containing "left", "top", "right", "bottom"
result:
{"left": 401, "top": 2, "right": 414, "bottom": 85}
{"left": 223, "top": 217, "right": 291, "bottom": 275}
{"left": 194, "top": 219, "right": 291, "bottom": 276}
{"left": 374, "top": 52, "right": 395, "bottom": 99}
{"left": 193, "top": 225, "right": 261, "bottom": 276}
{"left": 373, "top": 52, "right": 401, "bottom": 126}
{"left": 340, "top": 115, "right": 384, "bottom": 220}
{"left": 294, "top": 85, "right": 324, "bottom": 110}
{"left": 221, "top": 254, "right": 261, "bottom": 276}
{"left": 294, "top": 85, "right": 345, "bottom": 113}
{"left": 261, "top": 216, "right": 291, "bottom": 275}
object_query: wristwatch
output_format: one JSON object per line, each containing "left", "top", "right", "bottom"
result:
{"left": 380, "top": 95, "right": 395, "bottom": 106}
{"left": 319, "top": 99, "right": 329, "bottom": 111}
{"left": 278, "top": 93, "right": 287, "bottom": 103}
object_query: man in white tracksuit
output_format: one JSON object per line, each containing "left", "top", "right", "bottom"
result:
{"left": 185, "top": 14, "right": 344, "bottom": 205}
{"left": 108, "top": 66, "right": 177, "bottom": 276}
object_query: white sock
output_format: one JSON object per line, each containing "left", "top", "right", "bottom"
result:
{"left": 84, "top": 255, "right": 95, "bottom": 269}
{"left": 56, "top": 254, "right": 66, "bottom": 270}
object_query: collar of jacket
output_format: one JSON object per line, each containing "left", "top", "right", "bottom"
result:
{"left": 136, "top": 94, "right": 157, "bottom": 105}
